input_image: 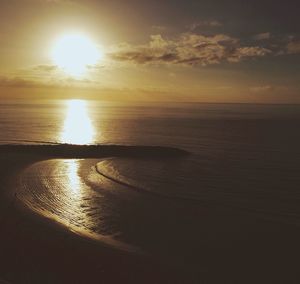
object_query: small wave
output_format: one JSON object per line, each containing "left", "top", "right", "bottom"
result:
{"left": 95, "top": 160, "right": 200, "bottom": 202}
{"left": 95, "top": 160, "right": 300, "bottom": 226}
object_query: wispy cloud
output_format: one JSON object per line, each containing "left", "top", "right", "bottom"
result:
{"left": 250, "top": 85, "right": 272, "bottom": 93}
{"left": 286, "top": 40, "right": 300, "bottom": 54}
{"left": 0, "top": 73, "right": 94, "bottom": 89}
{"left": 109, "top": 33, "right": 271, "bottom": 67}
{"left": 253, "top": 32, "right": 271, "bottom": 41}
{"left": 33, "top": 64, "right": 58, "bottom": 72}
{"left": 0, "top": 76, "right": 40, "bottom": 88}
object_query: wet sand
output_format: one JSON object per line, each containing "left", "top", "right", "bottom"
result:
{"left": 0, "top": 153, "right": 185, "bottom": 284}
{"left": 1, "top": 152, "right": 300, "bottom": 283}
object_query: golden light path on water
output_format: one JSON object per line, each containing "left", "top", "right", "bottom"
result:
{"left": 22, "top": 100, "right": 135, "bottom": 251}
{"left": 65, "top": 159, "right": 82, "bottom": 195}
{"left": 61, "top": 99, "right": 95, "bottom": 145}
{"left": 59, "top": 100, "right": 95, "bottom": 232}
{"left": 59, "top": 100, "right": 96, "bottom": 232}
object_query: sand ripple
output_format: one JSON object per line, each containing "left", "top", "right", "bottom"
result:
{"left": 17, "top": 158, "right": 138, "bottom": 252}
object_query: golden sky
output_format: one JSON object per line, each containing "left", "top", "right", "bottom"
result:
{"left": 0, "top": 0, "right": 299, "bottom": 103}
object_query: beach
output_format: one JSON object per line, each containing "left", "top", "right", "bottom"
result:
{"left": 1, "top": 150, "right": 300, "bottom": 284}
{"left": 0, "top": 152, "right": 187, "bottom": 284}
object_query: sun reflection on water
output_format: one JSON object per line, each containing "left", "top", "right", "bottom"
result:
{"left": 59, "top": 160, "right": 84, "bottom": 221}
{"left": 61, "top": 99, "right": 95, "bottom": 145}
{"left": 66, "top": 159, "right": 81, "bottom": 194}
{"left": 60, "top": 159, "right": 92, "bottom": 230}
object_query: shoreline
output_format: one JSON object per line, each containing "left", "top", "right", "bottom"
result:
{"left": 1, "top": 151, "right": 300, "bottom": 283}
{"left": 0, "top": 152, "right": 186, "bottom": 284}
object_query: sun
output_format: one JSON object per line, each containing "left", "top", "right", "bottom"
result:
{"left": 52, "top": 34, "right": 101, "bottom": 77}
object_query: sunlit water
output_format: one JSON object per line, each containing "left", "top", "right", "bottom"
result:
{"left": 18, "top": 158, "right": 136, "bottom": 251}
{"left": 61, "top": 100, "right": 95, "bottom": 144}
{"left": 1, "top": 99, "right": 300, "bottom": 264}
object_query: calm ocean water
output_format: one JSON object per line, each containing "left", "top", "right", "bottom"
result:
{"left": 1, "top": 99, "right": 300, "bottom": 270}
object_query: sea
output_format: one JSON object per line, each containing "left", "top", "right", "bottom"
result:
{"left": 1, "top": 99, "right": 300, "bottom": 276}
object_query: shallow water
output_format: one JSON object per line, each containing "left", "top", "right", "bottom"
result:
{"left": 2, "top": 99, "right": 300, "bottom": 266}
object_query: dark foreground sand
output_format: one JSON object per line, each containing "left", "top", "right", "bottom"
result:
{"left": 1, "top": 153, "right": 300, "bottom": 284}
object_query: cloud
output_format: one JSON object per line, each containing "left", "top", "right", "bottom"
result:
{"left": 0, "top": 76, "right": 38, "bottom": 88}
{"left": 0, "top": 74, "right": 94, "bottom": 89}
{"left": 249, "top": 85, "right": 300, "bottom": 101}
{"left": 109, "top": 33, "right": 271, "bottom": 67}
{"left": 286, "top": 40, "right": 300, "bottom": 54}
{"left": 253, "top": 32, "right": 271, "bottom": 41}
{"left": 228, "top": 47, "right": 270, "bottom": 62}
{"left": 250, "top": 85, "right": 272, "bottom": 93}
{"left": 33, "top": 64, "right": 58, "bottom": 72}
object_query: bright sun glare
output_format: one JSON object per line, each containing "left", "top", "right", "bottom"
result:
{"left": 61, "top": 100, "right": 95, "bottom": 144}
{"left": 52, "top": 34, "right": 101, "bottom": 77}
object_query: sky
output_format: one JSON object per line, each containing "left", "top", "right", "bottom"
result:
{"left": 0, "top": 0, "right": 299, "bottom": 103}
